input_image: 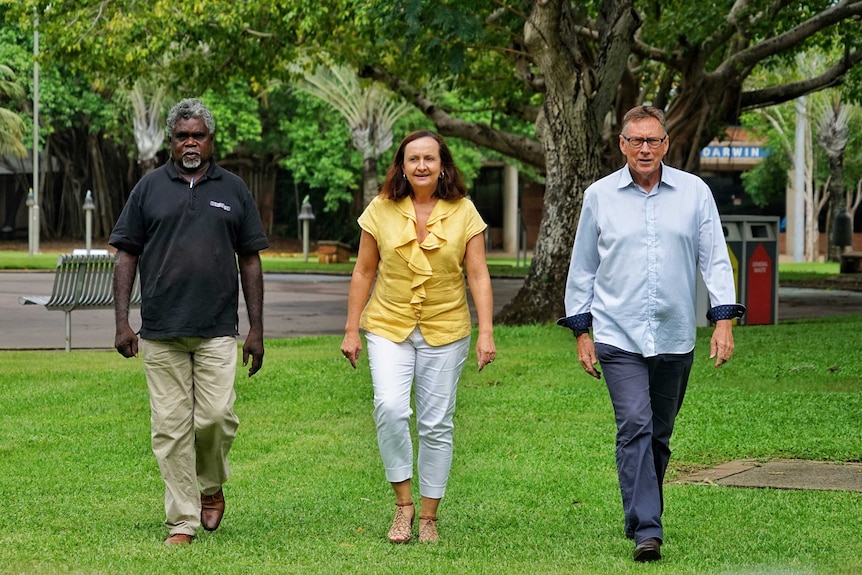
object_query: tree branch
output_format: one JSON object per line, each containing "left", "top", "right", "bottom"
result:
{"left": 365, "top": 66, "right": 546, "bottom": 169}
{"left": 740, "top": 48, "right": 862, "bottom": 110}
{"left": 591, "top": 2, "right": 641, "bottom": 129}
{"left": 714, "top": 1, "right": 862, "bottom": 79}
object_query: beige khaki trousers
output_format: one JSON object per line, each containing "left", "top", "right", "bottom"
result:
{"left": 141, "top": 336, "right": 239, "bottom": 536}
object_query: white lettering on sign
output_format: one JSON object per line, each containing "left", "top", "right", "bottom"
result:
{"left": 751, "top": 261, "right": 769, "bottom": 273}
{"left": 700, "top": 146, "right": 767, "bottom": 158}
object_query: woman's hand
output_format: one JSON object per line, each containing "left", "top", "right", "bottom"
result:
{"left": 476, "top": 332, "right": 496, "bottom": 372}
{"left": 341, "top": 332, "right": 362, "bottom": 369}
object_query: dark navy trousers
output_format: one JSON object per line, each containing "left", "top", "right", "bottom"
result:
{"left": 595, "top": 343, "right": 694, "bottom": 545}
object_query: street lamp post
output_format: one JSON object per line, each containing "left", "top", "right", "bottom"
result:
{"left": 30, "top": 10, "right": 40, "bottom": 256}
{"left": 83, "top": 190, "right": 95, "bottom": 253}
{"left": 298, "top": 196, "right": 315, "bottom": 263}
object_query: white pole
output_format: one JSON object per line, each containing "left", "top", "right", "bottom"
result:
{"left": 26, "top": 189, "right": 34, "bottom": 255}
{"left": 793, "top": 97, "right": 805, "bottom": 263}
{"left": 84, "top": 190, "right": 95, "bottom": 254}
{"left": 302, "top": 220, "right": 310, "bottom": 263}
{"left": 502, "top": 164, "right": 518, "bottom": 254}
{"left": 30, "top": 12, "right": 40, "bottom": 256}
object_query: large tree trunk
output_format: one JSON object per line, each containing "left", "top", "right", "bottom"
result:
{"left": 495, "top": 0, "right": 639, "bottom": 324}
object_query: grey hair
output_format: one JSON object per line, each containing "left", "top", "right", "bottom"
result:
{"left": 621, "top": 105, "right": 666, "bottom": 134}
{"left": 166, "top": 98, "right": 216, "bottom": 136}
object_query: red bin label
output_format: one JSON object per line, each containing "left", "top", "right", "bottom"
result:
{"left": 746, "top": 243, "right": 773, "bottom": 325}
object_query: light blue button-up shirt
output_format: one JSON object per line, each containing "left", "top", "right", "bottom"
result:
{"left": 562, "top": 163, "right": 739, "bottom": 357}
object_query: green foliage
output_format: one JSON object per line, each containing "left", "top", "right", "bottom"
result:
{"left": 740, "top": 82, "right": 862, "bottom": 209}
{"left": 739, "top": 108, "right": 791, "bottom": 207}
{"left": 0, "top": 63, "right": 26, "bottom": 156}
{"left": 6, "top": 0, "right": 862, "bottom": 246}
{"left": 200, "top": 81, "right": 263, "bottom": 155}
{"left": 0, "top": 11, "right": 127, "bottom": 145}
{"left": 740, "top": 152, "right": 789, "bottom": 208}
{"left": 278, "top": 90, "right": 363, "bottom": 211}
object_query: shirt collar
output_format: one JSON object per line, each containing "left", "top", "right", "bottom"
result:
{"left": 616, "top": 162, "right": 675, "bottom": 195}
{"left": 392, "top": 196, "right": 459, "bottom": 224}
{"left": 165, "top": 158, "right": 222, "bottom": 182}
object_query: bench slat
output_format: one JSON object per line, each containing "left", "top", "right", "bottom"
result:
{"left": 18, "top": 252, "right": 141, "bottom": 351}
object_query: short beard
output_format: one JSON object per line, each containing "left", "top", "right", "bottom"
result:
{"left": 182, "top": 156, "right": 202, "bottom": 170}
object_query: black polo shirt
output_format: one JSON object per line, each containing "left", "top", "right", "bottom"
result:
{"left": 110, "top": 160, "right": 269, "bottom": 339}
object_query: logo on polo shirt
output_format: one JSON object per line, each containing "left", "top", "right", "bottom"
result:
{"left": 209, "top": 201, "right": 232, "bottom": 212}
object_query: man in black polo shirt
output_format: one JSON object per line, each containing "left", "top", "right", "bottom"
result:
{"left": 110, "top": 98, "right": 268, "bottom": 546}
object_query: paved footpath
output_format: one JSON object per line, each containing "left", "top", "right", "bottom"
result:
{"left": 3, "top": 271, "right": 862, "bottom": 351}
{"left": 0, "top": 272, "right": 525, "bottom": 351}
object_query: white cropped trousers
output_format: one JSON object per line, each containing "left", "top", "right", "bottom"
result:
{"left": 366, "top": 327, "right": 470, "bottom": 500}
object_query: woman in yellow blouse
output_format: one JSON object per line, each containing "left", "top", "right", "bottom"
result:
{"left": 341, "top": 130, "right": 496, "bottom": 544}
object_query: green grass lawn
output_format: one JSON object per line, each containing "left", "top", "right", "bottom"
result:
{"left": 1, "top": 320, "right": 860, "bottom": 574}
{"left": 0, "top": 248, "right": 844, "bottom": 284}
{"left": 0, "top": 249, "right": 531, "bottom": 276}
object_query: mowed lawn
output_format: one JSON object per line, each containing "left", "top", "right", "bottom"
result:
{"left": 1, "top": 318, "right": 860, "bottom": 575}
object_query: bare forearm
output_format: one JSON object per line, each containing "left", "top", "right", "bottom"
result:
{"left": 464, "top": 234, "right": 494, "bottom": 335}
{"left": 239, "top": 253, "right": 264, "bottom": 332}
{"left": 467, "top": 274, "right": 494, "bottom": 335}
{"left": 344, "top": 271, "right": 374, "bottom": 333}
{"left": 113, "top": 250, "right": 139, "bottom": 328}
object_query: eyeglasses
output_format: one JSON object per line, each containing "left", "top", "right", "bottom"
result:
{"left": 621, "top": 135, "right": 667, "bottom": 149}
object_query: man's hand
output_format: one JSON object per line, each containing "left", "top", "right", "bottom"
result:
{"left": 114, "top": 324, "right": 139, "bottom": 358}
{"left": 242, "top": 330, "right": 265, "bottom": 377}
{"left": 709, "top": 319, "right": 735, "bottom": 367}
{"left": 576, "top": 333, "right": 601, "bottom": 379}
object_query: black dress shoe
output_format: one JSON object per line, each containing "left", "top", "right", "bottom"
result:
{"left": 633, "top": 537, "right": 662, "bottom": 562}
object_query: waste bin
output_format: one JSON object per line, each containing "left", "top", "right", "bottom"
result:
{"left": 736, "top": 216, "right": 779, "bottom": 325}
{"left": 697, "top": 215, "right": 779, "bottom": 326}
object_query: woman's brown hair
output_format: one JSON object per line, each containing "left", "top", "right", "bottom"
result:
{"left": 380, "top": 130, "right": 469, "bottom": 201}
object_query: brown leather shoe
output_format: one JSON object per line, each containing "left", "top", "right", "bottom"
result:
{"left": 164, "top": 533, "right": 193, "bottom": 546}
{"left": 633, "top": 537, "right": 662, "bottom": 562}
{"left": 201, "top": 488, "right": 226, "bottom": 532}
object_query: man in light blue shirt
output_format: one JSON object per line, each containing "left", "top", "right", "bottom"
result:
{"left": 558, "top": 105, "right": 744, "bottom": 563}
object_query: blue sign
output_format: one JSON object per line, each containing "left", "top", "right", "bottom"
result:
{"left": 700, "top": 146, "right": 769, "bottom": 159}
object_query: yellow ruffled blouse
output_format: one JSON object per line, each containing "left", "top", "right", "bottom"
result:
{"left": 358, "top": 195, "right": 487, "bottom": 346}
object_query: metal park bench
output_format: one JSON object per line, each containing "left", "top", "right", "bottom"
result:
{"left": 18, "top": 251, "right": 141, "bottom": 352}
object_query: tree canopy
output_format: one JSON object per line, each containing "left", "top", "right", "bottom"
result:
{"left": 6, "top": 0, "right": 862, "bottom": 323}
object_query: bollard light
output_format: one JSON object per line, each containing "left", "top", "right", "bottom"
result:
{"left": 298, "top": 195, "right": 316, "bottom": 263}
{"left": 83, "top": 190, "right": 95, "bottom": 254}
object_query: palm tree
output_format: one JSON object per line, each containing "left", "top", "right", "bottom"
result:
{"left": 293, "top": 63, "right": 412, "bottom": 207}
{"left": 129, "top": 80, "right": 167, "bottom": 174}
{"left": 0, "top": 63, "right": 27, "bottom": 158}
